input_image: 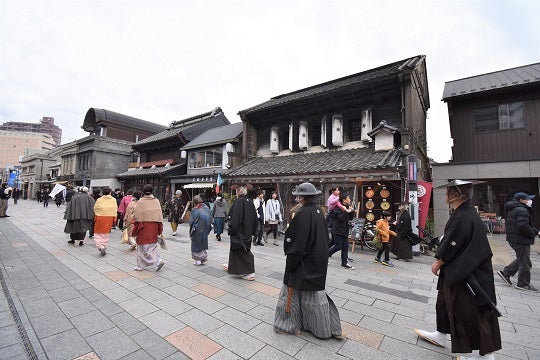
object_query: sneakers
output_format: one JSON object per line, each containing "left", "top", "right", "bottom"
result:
{"left": 342, "top": 263, "right": 356, "bottom": 270}
{"left": 194, "top": 260, "right": 202, "bottom": 266}
{"left": 373, "top": 257, "right": 382, "bottom": 263}
{"left": 172, "top": 232, "right": 176, "bottom": 236}
{"left": 99, "top": 248, "right": 106, "bottom": 256}
{"left": 67, "top": 240, "right": 75, "bottom": 244}
{"left": 414, "top": 329, "right": 446, "bottom": 347}
{"left": 156, "top": 260, "right": 165, "bottom": 271}
{"left": 134, "top": 266, "right": 143, "bottom": 271}
{"left": 79, "top": 241, "right": 84, "bottom": 246}
{"left": 497, "top": 270, "right": 512, "bottom": 286}
{"left": 514, "top": 284, "right": 539, "bottom": 292}
{"left": 381, "top": 260, "right": 395, "bottom": 267}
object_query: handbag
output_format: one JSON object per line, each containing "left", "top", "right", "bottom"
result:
{"left": 371, "top": 230, "right": 383, "bottom": 250}
{"left": 407, "top": 232, "right": 422, "bottom": 246}
{"left": 157, "top": 234, "right": 167, "bottom": 250}
{"left": 121, "top": 229, "right": 129, "bottom": 244}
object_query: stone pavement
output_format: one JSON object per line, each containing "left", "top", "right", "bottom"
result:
{"left": 0, "top": 199, "right": 539, "bottom": 360}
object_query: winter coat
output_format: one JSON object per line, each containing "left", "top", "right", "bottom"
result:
{"left": 505, "top": 200, "right": 538, "bottom": 245}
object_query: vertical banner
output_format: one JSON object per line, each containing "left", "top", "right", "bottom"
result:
{"left": 215, "top": 173, "right": 223, "bottom": 194}
{"left": 417, "top": 181, "right": 432, "bottom": 236}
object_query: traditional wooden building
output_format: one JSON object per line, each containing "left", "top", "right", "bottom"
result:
{"left": 433, "top": 62, "right": 540, "bottom": 235}
{"left": 228, "top": 55, "right": 431, "bottom": 220}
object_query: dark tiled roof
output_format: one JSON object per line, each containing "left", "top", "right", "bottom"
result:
{"left": 181, "top": 122, "right": 243, "bottom": 150}
{"left": 116, "top": 164, "right": 183, "bottom": 178}
{"left": 442, "top": 62, "right": 540, "bottom": 100}
{"left": 83, "top": 108, "right": 167, "bottom": 133}
{"left": 239, "top": 56, "right": 422, "bottom": 115}
{"left": 226, "top": 148, "right": 402, "bottom": 177}
{"left": 134, "top": 111, "right": 230, "bottom": 146}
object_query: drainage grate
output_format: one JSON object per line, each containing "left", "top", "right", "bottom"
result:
{"left": 0, "top": 267, "right": 39, "bottom": 360}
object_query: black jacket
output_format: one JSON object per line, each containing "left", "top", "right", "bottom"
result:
{"left": 505, "top": 200, "right": 538, "bottom": 245}
{"left": 331, "top": 206, "right": 353, "bottom": 237}
{"left": 283, "top": 201, "right": 329, "bottom": 291}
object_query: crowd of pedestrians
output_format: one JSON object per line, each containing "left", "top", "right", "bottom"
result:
{"left": 3, "top": 178, "right": 539, "bottom": 359}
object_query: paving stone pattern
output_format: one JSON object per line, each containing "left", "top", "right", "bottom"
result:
{"left": 0, "top": 200, "right": 539, "bottom": 359}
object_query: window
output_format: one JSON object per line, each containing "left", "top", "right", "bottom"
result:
{"left": 188, "top": 148, "right": 223, "bottom": 169}
{"left": 78, "top": 153, "right": 91, "bottom": 170}
{"left": 474, "top": 102, "right": 524, "bottom": 132}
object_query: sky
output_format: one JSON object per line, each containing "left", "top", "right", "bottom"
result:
{"left": 1, "top": 0, "right": 539, "bottom": 163}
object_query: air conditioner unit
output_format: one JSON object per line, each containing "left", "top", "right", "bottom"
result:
{"left": 332, "top": 114, "right": 343, "bottom": 146}
{"left": 270, "top": 127, "right": 279, "bottom": 154}
{"left": 299, "top": 121, "right": 308, "bottom": 150}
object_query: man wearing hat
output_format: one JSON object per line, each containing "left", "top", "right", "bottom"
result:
{"left": 415, "top": 180, "right": 501, "bottom": 360}
{"left": 64, "top": 186, "right": 95, "bottom": 246}
{"left": 274, "top": 182, "right": 342, "bottom": 339}
{"left": 498, "top": 192, "right": 540, "bottom": 292}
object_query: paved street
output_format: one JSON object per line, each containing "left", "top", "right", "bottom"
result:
{"left": 0, "top": 199, "right": 539, "bottom": 360}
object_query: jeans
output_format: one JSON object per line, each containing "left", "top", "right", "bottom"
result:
{"left": 328, "top": 234, "right": 349, "bottom": 266}
{"left": 503, "top": 242, "right": 532, "bottom": 287}
{"left": 376, "top": 242, "right": 390, "bottom": 261}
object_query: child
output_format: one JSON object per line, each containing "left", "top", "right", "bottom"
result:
{"left": 374, "top": 211, "right": 398, "bottom": 267}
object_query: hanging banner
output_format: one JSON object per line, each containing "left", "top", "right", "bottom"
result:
{"left": 49, "top": 184, "right": 66, "bottom": 199}
{"left": 417, "top": 181, "right": 433, "bottom": 236}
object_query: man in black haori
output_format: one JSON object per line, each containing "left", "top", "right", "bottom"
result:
{"left": 390, "top": 202, "right": 413, "bottom": 261}
{"left": 64, "top": 187, "right": 95, "bottom": 246}
{"left": 223, "top": 185, "right": 258, "bottom": 281}
{"left": 415, "top": 180, "right": 501, "bottom": 360}
{"left": 274, "top": 182, "right": 342, "bottom": 339}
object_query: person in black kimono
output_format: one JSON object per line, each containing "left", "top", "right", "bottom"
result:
{"left": 390, "top": 202, "right": 413, "bottom": 261}
{"left": 274, "top": 182, "right": 342, "bottom": 339}
{"left": 223, "top": 185, "right": 258, "bottom": 281}
{"left": 415, "top": 180, "right": 501, "bottom": 360}
{"left": 64, "top": 187, "right": 95, "bottom": 246}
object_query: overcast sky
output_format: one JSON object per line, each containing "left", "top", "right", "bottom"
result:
{"left": 1, "top": 0, "right": 539, "bottom": 162}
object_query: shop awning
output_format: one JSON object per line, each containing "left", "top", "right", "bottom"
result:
{"left": 182, "top": 183, "right": 214, "bottom": 189}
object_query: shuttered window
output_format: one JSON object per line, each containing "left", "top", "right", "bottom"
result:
{"left": 474, "top": 102, "right": 524, "bottom": 132}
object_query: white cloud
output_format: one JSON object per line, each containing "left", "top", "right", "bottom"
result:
{"left": 1, "top": 0, "right": 539, "bottom": 160}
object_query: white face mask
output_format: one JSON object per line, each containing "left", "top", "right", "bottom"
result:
{"left": 216, "top": 197, "right": 222, "bottom": 200}
{"left": 525, "top": 199, "right": 533, "bottom": 207}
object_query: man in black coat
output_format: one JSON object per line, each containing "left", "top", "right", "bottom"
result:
{"left": 498, "top": 192, "right": 540, "bottom": 292}
{"left": 390, "top": 202, "right": 413, "bottom": 261}
{"left": 224, "top": 185, "right": 258, "bottom": 281}
{"left": 415, "top": 180, "right": 501, "bottom": 360}
{"left": 274, "top": 182, "right": 342, "bottom": 339}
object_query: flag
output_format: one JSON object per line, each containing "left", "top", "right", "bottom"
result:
{"left": 216, "top": 173, "right": 223, "bottom": 193}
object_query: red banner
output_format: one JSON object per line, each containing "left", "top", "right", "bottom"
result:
{"left": 417, "top": 181, "right": 432, "bottom": 236}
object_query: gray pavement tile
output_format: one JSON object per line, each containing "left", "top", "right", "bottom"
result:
{"left": 103, "top": 286, "right": 138, "bottom": 304}
{"left": 79, "top": 286, "right": 107, "bottom": 302}
{"left": 335, "top": 307, "right": 364, "bottom": 326}
{"left": 130, "top": 328, "right": 178, "bottom": 359}
{"left": 359, "top": 316, "right": 417, "bottom": 345}
{"left": 90, "top": 278, "right": 122, "bottom": 292}
{"left": 33, "top": 269, "right": 61, "bottom": 282}
{"left": 176, "top": 308, "right": 225, "bottom": 335}
{"left": 118, "top": 348, "right": 152, "bottom": 360}
{"left": 152, "top": 295, "right": 193, "bottom": 317}
{"left": 331, "top": 288, "right": 375, "bottom": 306}
{"left": 71, "top": 309, "right": 115, "bottom": 337}
{"left": 167, "top": 274, "right": 201, "bottom": 288}
{"left": 116, "top": 277, "right": 148, "bottom": 291}
{"left": 248, "top": 322, "right": 307, "bottom": 356}
{"left": 250, "top": 345, "right": 295, "bottom": 360}
{"left": 379, "top": 335, "right": 451, "bottom": 359}
{"left": 246, "top": 305, "right": 275, "bottom": 325}
{"left": 40, "top": 328, "right": 92, "bottom": 360}
{"left": 216, "top": 293, "right": 258, "bottom": 313}
{"left": 199, "top": 267, "right": 230, "bottom": 278}
{"left": 138, "top": 310, "right": 185, "bottom": 337}
{"left": 48, "top": 285, "right": 82, "bottom": 303}
{"left": 342, "top": 300, "right": 395, "bottom": 322}
{"left": 208, "top": 324, "right": 265, "bottom": 359}
{"left": 217, "top": 282, "right": 256, "bottom": 298}
{"left": 0, "top": 342, "right": 27, "bottom": 359}
{"left": 21, "top": 297, "right": 60, "bottom": 318}
{"left": 162, "top": 351, "right": 191, "bottom": 360}
{"left": 207, "top": 348, "right": 242, "bottom": 360}
{"left": 109, "top": 311, "right": 148, "bottom": 336}
{"left": 246, "top": 291, "right": 278, "bottom": 309}
{"left": 39, "top": 276, "right": 71, "bottom": 291}
{"left": 118, "top": 297, "right": 159, "bottom": 319}
{"left": 0, "top": 324, "right": 22, "bottom": 348}
{"left": 213, "top": 307, "right": 261, "bottom": 332}
{"left": 68, "top": 278, "right": 95, "bottom": 291}
{"left": 57, "top": 296, "right": 97, "bottom": 318}
{"left": 31, "top": 310, "right": 74, "bottom": 338}
{"left": 296, "top": 330, "right": 344, "bottom": 352}
{"left": 11, "top": 277, "right": 41, "bottom": 292}
{"left": 162, "top": 284, "right": 199, "bottom": 301}
{"left": 372, "top": 298, "right": 426, "bottom": 319}
{"left": 337, "top": 339, "right": 399, "bottom": 360}
{"left": 0, "top": 309, "right": 13, "bottom": 324}
{"left": 132, "top": 285, "right": 168, "bottom": 302}
{"left": 142, "top": 276, "right": 176, "bottom": 289}
{"left": 184, "top": 294, "right": 226, "bottom": 315}
{"left": 87, "top": 327, "right": 140, "bottom": 360}
{"left": 289, "top": 342, "right": 349, "bottom": 360}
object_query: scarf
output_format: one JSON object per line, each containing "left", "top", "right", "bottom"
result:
{"left": 93, "top": 195, "right": 118, "bottom": 217}
{"left": 134, "top": 195, "right": 163, "bottom": 222}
